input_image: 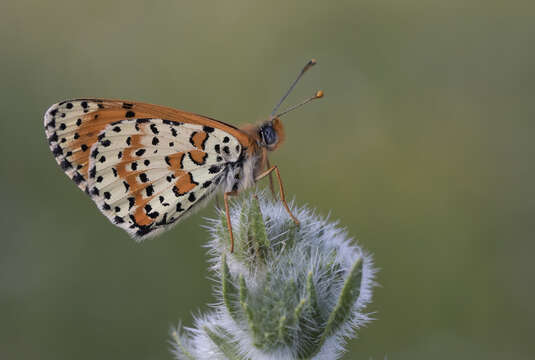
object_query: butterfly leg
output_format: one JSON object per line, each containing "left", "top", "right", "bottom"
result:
{"left": 265, "top": 158, "right": 276, "bottom": 198}
{"left": 255, "top": 165, "right": 300, "bottom": 226}
{"left": 224, "top": 190, "right": 239, "bottom": 253}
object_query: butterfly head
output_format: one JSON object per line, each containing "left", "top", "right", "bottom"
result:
{"left": 258, "top": 118, "right": 285, "bottom": 151}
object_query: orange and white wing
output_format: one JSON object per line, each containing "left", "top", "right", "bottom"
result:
{"left": 44, "top": 99, "right": 249, "bottom": 239}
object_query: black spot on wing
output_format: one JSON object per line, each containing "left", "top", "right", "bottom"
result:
{"left": 60, "top": 158, "right": 72, "bottom": 170}
{"left": 45, "top": 118, "right": 56, "bottom": 129}
{"left": 208, "top": 165, "right": 220, "bottom": 174}
{"left": 155, "top": 213, "right": 168, "bottom": 226}
{"left": 134, "top": 222, "right": 154, "bottom": 237}
{"left": 48, "top": 132, "right": 58, "bottom": 144}
{"left": 73, "top": 172, "right": 84, "bottom": 185}
{"left": 52, "top": 145, "right": 63, "bottom": 157}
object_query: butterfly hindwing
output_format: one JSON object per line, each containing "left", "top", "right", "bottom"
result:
{"left": 45, "top": 99, "right": 245, "bottom": 239}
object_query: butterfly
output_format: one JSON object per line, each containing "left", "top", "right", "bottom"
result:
{"left": 44, "top": 59, "right": 322, "bottom": 252}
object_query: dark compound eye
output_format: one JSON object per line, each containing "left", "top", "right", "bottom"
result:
{"left": 260, "top": 125, "right": 277, "bottom": 146}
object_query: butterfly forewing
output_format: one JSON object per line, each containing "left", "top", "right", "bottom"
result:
{"left": 45, "top": 99, "right": 245, "bottom": 239}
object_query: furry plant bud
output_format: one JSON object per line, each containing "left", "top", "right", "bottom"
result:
{"left": 171, "top": 193, "right": 376, "bottom": 360}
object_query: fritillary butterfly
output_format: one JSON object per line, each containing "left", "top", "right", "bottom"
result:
{"left": 44, "top": 59, "right": 322, "bottom": 251}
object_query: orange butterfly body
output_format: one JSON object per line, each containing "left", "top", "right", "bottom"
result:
{"left": 44, "top": 60, "right": 322, "bottom": 250}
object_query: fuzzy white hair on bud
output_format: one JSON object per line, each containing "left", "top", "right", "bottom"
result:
{"left": 170, "top": 192, "right": 377, "bottom": 360}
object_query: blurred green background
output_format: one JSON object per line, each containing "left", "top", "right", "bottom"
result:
{"left": 1, "top": 0, "right": 534, "bottom": 359}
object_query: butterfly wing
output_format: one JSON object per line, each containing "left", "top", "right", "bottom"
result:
{"left": 44, "top": 99, "right": 250, "bottom": 239}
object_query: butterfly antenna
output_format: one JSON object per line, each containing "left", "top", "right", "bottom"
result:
{"left": 270, "top": 59, "right": 318, "bottom": 118}
{"left": 276, "top": 90, "right": 324, "bottom": 118}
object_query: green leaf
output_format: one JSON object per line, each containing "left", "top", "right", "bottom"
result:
{"left": 319, "top": 257, "right": 363, "bottom": 344}
{"left": 277, "top": 315, "right": 289, "bottom": 343}
{"left": 204, "top": 326, "right": 249, "bottom": 360}
{"left": 239, "top": 275, "right": 261, "bottom": 343}
{"left": 294, "top": 272, "right": 325, "bottom": 358}
{"left": 221, "top": 255, "right": 241, "bottom": 322}
{"left": 217, "top": 210, "right": 231, "bottom": 250}
{"left": 236, "top": 198, "right": 251, "bottom": 261}
{"left": 294, "top": 298, "right": 307, "bottom": 323}
{"left": 248, "top": 195, "right": 270, "bottom": 262}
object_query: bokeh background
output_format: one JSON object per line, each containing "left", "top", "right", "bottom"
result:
{"left": 1, "top": 1, "right": 534, "bottom": 359}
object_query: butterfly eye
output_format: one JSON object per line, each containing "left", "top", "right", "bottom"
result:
{"left": 260, "top": 125, "right": 277, "bottom": 146}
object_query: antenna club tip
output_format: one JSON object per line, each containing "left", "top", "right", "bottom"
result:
{"left": 315, "top": 90, "right": 324, "bottom": 98}
{"left": 303, "top": 59, "right": 317, "bottom": 72}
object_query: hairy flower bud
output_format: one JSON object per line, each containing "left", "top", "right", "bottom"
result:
{"left": 171, "top": 193, "right": 377, "bottom": 360}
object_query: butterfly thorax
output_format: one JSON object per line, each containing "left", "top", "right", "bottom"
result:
{"left": 220, "top": 151, "right": 260, "bottom": 193}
